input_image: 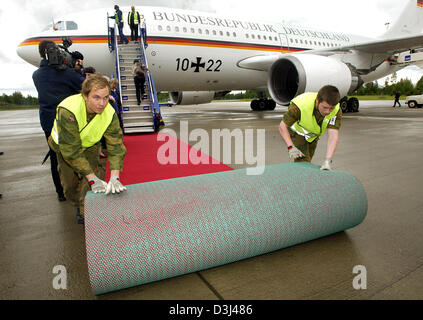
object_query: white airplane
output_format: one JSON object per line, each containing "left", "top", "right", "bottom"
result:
{"left": 16, "top": 0, "right": 423, "bottom": 112}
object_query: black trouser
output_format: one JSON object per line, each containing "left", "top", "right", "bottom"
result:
{"left": 130, "top": 24, "right": 139, "bottom": 41}
{"left": 134, "top": 76, "right": 145, "bottom": 104}
{"left": 44, "top": 131, "right": 64, "bottom": 196}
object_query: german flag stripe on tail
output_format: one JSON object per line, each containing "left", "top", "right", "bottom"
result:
{"left": 418, "top": 0, "right": 423, "bottom": 7}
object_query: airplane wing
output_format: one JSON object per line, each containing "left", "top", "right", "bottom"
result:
{"left": 309, "top": 33, "right": 423, "bottom": 56}
{"left": 238, "top": 34, "right": 423, "bottom": 72}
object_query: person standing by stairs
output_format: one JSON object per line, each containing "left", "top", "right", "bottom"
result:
{"left": 128, "top": 6, "right": 141, "bottom": 42}
{"left": 132, "top": 60, "right": 146, "bottom": 106}
{"left": 109, "top": 5, "right": 128, "bottom": 44}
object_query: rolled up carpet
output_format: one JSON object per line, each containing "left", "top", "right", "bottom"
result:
{"left": 85, "top": 162, "right": 367, "bottom": 295}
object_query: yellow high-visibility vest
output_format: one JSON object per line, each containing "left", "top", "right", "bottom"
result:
{"left": 128, "top": 11, "right": 140, "bottom": 25}
{"left": 51, "top": 94, "right": 115, "bottom": 149}
{"left": 115, "top": 11, "right": 123, "bottom": 24}
{"left": 290, "top": 92, "right": 340, "bottom": 142}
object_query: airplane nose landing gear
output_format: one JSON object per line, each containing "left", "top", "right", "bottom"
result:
{"left": 250, "top": 99, "right": 276, "bottom": 111}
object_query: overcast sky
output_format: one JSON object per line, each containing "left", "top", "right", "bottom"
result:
{"left": 1, "top": 0, "right": 422, "bottom": 97}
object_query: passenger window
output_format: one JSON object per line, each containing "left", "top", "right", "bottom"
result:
{"left": 66, "top": 21, "right": 78, "bottom": 30}
{"left": 246, "top": 34, "right": 249, "bottom": 38}
{"left": 212, "top": 30, "right": 217, "bottom": 36}
{"left": 191, "top": 28, "right": 195, "bottom": 33}
{"left": 175, "top": 26, "right": 179, "bottom": 32}
{"left": 263, "top": 35, "right": 267, "bottom": 40}
{"left": 167, "top": 26, "right": 171, "bottom": 32}
{"left": 233, "top": 32, "right": 236, "bottom": 37}
{"left": 198, "top": 28, "right": 202, "bottom": 34}
{"left": 158, "top": 25, "right": 163, "bottom": 31}
{"left": 257, "top": 35, "right": 261, "bottom": 40}
{"left": 183, "top": 27, "right": 187, "bottom": 33}
{"left": 205, "top": 29, "right": 209, "bottom": 35}
{"left": 220, "top": 31, "right": 223, "bottom": 36}
{"left": 251, "top": 34, "right": 255, "bottom": 39}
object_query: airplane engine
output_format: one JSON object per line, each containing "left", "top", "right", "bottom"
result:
{"left": 267, "top": 55, "right": 362, "bottom": 105}
{"left": 169, "top": 91, "right": 215, "bottom": 105}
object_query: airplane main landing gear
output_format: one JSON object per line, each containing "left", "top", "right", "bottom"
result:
{"left": 340, "top": 97, "right": 359, "bottom": 113}
{"left": 250, "top": 99, "right": 276, "bottom": 111}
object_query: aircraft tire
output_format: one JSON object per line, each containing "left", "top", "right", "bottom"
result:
{"left": 250, "top": 100, "right": 259, "bottom": 111}
{"left": 348, "top": 97, "right": 359, "bottom": 112}
{"left": 266, "top": 100, "right": 276, "bottom": 110}
{"left": 340, "top": 98, "right": 349, "bottom": 113}
{"left": 257, "top": 99, "right": 267, "bottom": 111}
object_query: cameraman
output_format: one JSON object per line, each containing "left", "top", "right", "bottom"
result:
{"left": 32, "top": 40, "right": 85, "bottom": 202}
{"left": 71, "top": 51, "right": 84, "bottom": 76}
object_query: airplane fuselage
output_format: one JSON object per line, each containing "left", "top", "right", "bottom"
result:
{"left": 18, "top": 6, "right": 396, "bottom": 93}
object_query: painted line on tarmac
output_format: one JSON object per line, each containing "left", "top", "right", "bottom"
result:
{"left": 345, "top": 115, "right": 423, "bottom": 122}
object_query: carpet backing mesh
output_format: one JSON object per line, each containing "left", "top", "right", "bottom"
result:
{"left": 85, "top": 162, "right": 367, "bottom": 295}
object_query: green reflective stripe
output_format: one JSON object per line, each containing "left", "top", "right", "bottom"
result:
{"left": 290, "top": 124, "right": 317, "bottom": 141}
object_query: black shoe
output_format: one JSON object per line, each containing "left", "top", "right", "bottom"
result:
{"left": 76, "top": 208, "right": 85, "bottom": 225}
{"left": 58, "top": 194, "right": 66, "bottom": 202}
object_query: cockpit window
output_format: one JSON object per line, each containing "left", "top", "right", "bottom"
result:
{"left": 54, "top": 21, "right": 65, "bottom": 31}
{"left": 42, "top": 20, "right": 78, "bottom": 31}
{"left": 66, "top": 21, "right": 78, "bottom": 30}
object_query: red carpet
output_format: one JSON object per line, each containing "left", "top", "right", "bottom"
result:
{"left": 105, "top": 133, "right": 234, "bottom": 185}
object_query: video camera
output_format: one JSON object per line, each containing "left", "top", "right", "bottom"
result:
{"left": 45, "top": 37, "right": 83, "bottom": 70}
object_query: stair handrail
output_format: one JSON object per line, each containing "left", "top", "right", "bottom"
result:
{"left": 107, "top": 12, "right": 114, "bottom": 52}
{"left": 138, "top": 19, "right": 161, "bottom": 131}
{"left": 112, "top": 23, "right": 123, "bottom": 109}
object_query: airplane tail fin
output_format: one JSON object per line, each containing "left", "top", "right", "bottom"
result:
{"left": 382, "top": 0, "right": 423, "bottom": 38}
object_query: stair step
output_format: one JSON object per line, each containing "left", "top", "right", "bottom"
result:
{"left": 122, "top": 105, "right": 151, "bottom": 112}
{"left": 123, "top": 116, "right": 152, "bottom": 122}
{"left": 124, "top": 126, "right": 155, "bottom": 134}
{"left": 122, "top": 113, "right": 152, "bottom": 120}
{"left": 123, "top": 117, "right": 154, "bottom": 125}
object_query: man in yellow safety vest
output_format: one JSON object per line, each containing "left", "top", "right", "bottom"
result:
{"left": 49, "top": 74, "right": 127, "bottom": 224}
{"left": 128, "top": 6, "right": 142, "bottom": 42}
{"left": 278, "top": 85, "right": 343, "bottom": 170}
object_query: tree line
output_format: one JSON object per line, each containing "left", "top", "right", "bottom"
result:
{"left": 2, "top": 73, "right": 423, "bottom": 107}
{"left": 0, "top": 92, "right": 38, "bottom": 106}
{"left": 356, "top": 74, "right": 423, "bottom": 96}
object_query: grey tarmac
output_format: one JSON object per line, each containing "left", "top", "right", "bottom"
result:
{"left": 0, "top": 100, "right": 422, "bottom": 299}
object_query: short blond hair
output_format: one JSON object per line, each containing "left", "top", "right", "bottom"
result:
{"left": 110, "top": 78, "right": 119, "bottom": 86}
{"left": 82, "top": 74, "right": 110, "bottom": 96}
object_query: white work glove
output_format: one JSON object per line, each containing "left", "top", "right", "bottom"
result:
{"left": 106, "top": 176, "right": 127, "bottom": 195}
{"left": 288, "top": 145, "right": 305, "bottom": 160}
{"left": 89, "top": 176, "right": 108, "bottom": 193}
{"left": 320, "top": 158, "right": 333, "bottom": 170}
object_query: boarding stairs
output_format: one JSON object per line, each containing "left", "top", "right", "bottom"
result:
{"left": 108, "top": 17, "right": 163, "bottom": 133}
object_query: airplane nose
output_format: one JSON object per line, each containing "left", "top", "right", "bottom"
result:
{"left": 16, "top": 39, "right": 40, "bottom": 67}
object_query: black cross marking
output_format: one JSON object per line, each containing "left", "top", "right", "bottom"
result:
{"left": 191, "top": 57, "right": 205, "bottom": 73}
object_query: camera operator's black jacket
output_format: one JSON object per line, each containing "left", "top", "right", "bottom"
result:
{"left": 32, "top": 59, "right": 85, "bottom": 133}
